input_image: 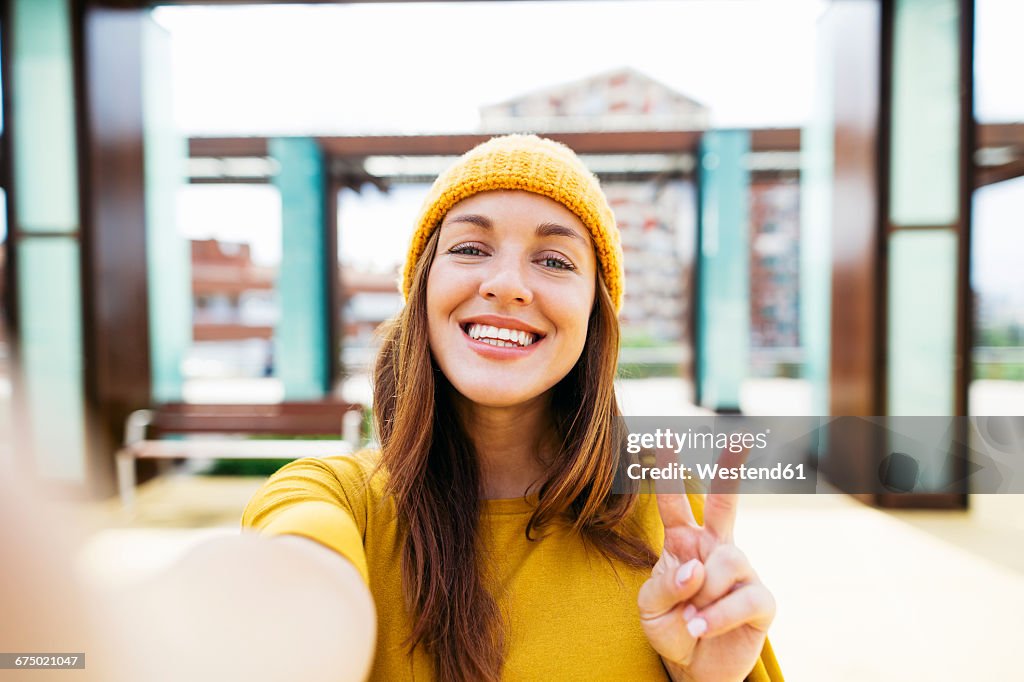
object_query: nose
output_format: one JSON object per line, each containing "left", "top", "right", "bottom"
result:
{"left": 478, "top": 256, "right": 534, "bottom": 306}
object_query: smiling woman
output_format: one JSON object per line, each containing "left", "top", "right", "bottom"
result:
{"left": 242, "top": 135, "right": 783, "bottom": 682}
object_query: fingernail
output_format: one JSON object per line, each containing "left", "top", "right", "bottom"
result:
{"left": 683, "top": 604, "right": 697, "bottom": 620}
{"left": 686, "top": 617, "right": 708, "bottom": 638}
{"left": 675, "top": 559, "right": 698, "bottom": 585}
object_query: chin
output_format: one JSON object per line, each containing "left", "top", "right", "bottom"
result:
{"left": 447, "top": 375, "right": 550, "bottom": 409}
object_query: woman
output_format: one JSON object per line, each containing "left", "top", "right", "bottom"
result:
{"left": 243, "top": 135, "right": 783, "bottom": 681}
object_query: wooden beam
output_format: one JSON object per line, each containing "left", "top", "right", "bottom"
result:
{"left": 189, "top": 136, "right": 268, "bottom": 157}
{"left": 976, "top": 158, "right": 1024, "bottom": 187}
{"left": 187, "top": 125, "right": 1024, "bottom": 162}
{"left": 188, "top": 129, "right": 805, "bottom": 161}
{"left": 977, "top": 122, "right": 1024, "bottom": 148}
{"left": 318, "top": 131, "right": 706, "bottom": 156}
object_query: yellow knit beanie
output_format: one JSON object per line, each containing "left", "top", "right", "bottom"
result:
{"left": 401, "top": 134, "right": 624, "bottom": 311}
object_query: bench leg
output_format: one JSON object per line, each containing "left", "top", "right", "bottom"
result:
{"left": 343, "top": 410, "right": 362, "bottom": 449}
{"left": 116, "top": 450, "right": 136, "bottom": 513}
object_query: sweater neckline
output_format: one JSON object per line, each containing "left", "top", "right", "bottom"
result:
{"left": 481, "top": 494, "right": 538, "bottom": 515}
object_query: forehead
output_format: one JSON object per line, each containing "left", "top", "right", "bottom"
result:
{"left": 441, "top": 190, "right": 593, "bottom": 246}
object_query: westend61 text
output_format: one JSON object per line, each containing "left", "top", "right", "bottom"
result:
{"left": 627, "top": 462, "right": 807, "bottom": 482}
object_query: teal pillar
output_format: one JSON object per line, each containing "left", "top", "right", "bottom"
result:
{"left": 143, "top": 18, "right": 190, "bottom": 402}
{"left": 10, "top": 0, "right": 87, "bottom": 480}
{"left": 696, "top": 130, "right": 750, "bottom": 412}
{"left": 270, "top": 138, "right": 330, "bottom": 399}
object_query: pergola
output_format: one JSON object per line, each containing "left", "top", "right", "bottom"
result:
{"left": 2, "top": 0, "right": 1021, "bottom": 508}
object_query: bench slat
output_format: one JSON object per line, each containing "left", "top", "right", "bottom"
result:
{"left": 131, "top": 440, "right": 354, "bottom": 460}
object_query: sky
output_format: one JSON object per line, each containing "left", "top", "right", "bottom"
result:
{"left": 151, "top": 0, "right": 1022, "bottom": 136}
{"left": 974, "top": 0, "right": 1024, "bottom": 122}
{"left": 153, "top": 0, "right": 825, "bottom": 134}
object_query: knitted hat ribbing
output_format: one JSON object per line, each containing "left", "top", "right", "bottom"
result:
{"left": 401, "top": 134, "right": 624, "bottom": 311}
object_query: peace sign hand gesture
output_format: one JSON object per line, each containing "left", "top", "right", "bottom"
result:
{"left": 637, "top": 446, "right": 776, "bottom": 682}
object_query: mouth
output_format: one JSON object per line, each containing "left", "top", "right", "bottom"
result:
{"left": 460, "top": 322, "right": 545, "bottom": 349}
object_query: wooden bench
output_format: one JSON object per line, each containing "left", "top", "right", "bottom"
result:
{"left": 115, "top": 401, "right": 365, "bottom": 511}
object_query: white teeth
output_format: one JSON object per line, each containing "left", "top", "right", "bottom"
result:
{"left": 465, "top": 323, "right": 538, "bottom": 347}
{"left": 480, "top": 338, "right": 516, "bottom": 347}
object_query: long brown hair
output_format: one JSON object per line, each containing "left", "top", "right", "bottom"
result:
{"left": 373, "top": 227, "right": 656, "bottom": 682}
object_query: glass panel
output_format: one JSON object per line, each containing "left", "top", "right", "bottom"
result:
{"left": 9, "top": 0, "right": 86, "bottom": 481}
{"left": 17, "top": 238, "right": 86, "bottom": 480}
{"left": 12, "top": 0, "right": 78, "bottom": 233}
{"left": 889, "top": 0, "right": 960, "bottom": 226}
{"left": 143, "top": 16, "right": 191, "bottom": 403}
{"left": 887, "top": 229, "right": 958, "bottom": 415}
{"left": 799, "top": 11, "right": 835, "bottom": 415}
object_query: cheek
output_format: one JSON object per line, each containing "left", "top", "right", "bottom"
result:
{"left": 555, "top": 283, "right": 596, "bottom": 350}
{"left": 426, "top": 262, "right": 473, "bottom": 341}
{"left": 425, "top": 267, "right": 448, "bottom": 345}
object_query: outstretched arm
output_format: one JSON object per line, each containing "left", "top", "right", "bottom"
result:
{"left": 0, "top": 470, "right": 376, "bottom": 682}
{"left": 102, "top": 533, "right": 377, "bottom": 682}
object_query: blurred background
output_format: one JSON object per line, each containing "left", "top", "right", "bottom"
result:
{"left": 0, "top": 0, "right": 1022, "bottom": 680}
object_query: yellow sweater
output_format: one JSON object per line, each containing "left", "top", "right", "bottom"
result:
{"left": 241, "top": 451, "right": 783, "bottom": 681}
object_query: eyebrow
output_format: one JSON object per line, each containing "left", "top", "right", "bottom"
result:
{"left": 445, "top": 213, "right": 493, "bottom": 229}
{"left": 536, "top": 221, "right": 585, "bottom": 242}
{"left": 444, "top": 213, "right": 586, "bottom": 242}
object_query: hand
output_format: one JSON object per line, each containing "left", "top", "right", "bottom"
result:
{"left": 637, "top": 446, "right": 776, "bottom": 682}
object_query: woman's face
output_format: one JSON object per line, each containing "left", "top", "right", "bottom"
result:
{"left": 426, "top": 190, "right": 597, "bottom": 408}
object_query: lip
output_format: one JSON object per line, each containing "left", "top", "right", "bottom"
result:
{"left": 457, "top": 315, "right": 546, "bottom": 360}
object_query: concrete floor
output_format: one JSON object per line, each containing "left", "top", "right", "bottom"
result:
{"left": 80, "top": 471, "right": 1024, "bottom": 682}
{"left": 736, "top": 493, "right": 1024, "bottom": 682}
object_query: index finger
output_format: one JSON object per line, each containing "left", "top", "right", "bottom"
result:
{"left": 653, "top": 441, "right": 697, "bottom": 529}
{"left": 703, "top": 444, "right": 749, "bottom": 541}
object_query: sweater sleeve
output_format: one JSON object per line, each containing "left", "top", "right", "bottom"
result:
{"left": 747, "top": 636, "right": 784, "bottom": 681}
{"left": 241, "top": 454, "right": 374, "bottom": 584}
